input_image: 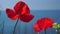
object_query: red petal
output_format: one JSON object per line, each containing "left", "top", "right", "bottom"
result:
{"left": 33, "top": 24, "right": 40, "bottom": 32}
{"left": 6, "top": 8, "right": 19, "bottom": 20}
{"left": 14, "top": 1, "right": 30, "bottom": 15}
{"left": 36, "top": 19, "right": 44, "bottom": 30}
{"left": 37, "top": 18, "right": 54, "bottom": 29}
{"left": 20, "top": 14, "right": 34, "bottom": 22}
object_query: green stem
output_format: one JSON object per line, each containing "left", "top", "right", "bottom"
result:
{"left": 44, "top": 29, "right": 46, "bottom": 34}
{"left": 56, "top": 24, "right": 58, "bottom": 34}
{"left": 13, "top": 18, "right": 19, "bottom": 34}
{"left": 24, "top": 23, "right": 27, "bottom": 34}
{"left": 56, "top": 28, "right": 58, "bottom": 34}
{"left": 24, "top": 24, "right": 27, "bottom": 34}
{"left": 37, "top": 32, "right": 39, "bottom": 34}
{"left": 2, "top": 21, "right": 4, "bottom": 34}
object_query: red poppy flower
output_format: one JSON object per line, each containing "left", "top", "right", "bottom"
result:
{"left": 37, "top": 18, "right": 54, "bottom": 30}
{"left": 6, "top": 1, "right": 34, "bottom": 22}
{"left": 33, "top": 18, "right": 54, "bottom": 32}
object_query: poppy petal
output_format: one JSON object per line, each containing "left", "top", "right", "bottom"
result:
{"left": 36, "top": 19, "right": 44, "bottom": 30}
{"left": 14, "top": 1, "right": 30, "bottom": 14}
{"left": 21, "top": 3, "right": 30, "bottom": 15}
{"left": 6, "top": 8, "right": 18, "bottom": 20}
{"left": 20, "top": 14, "right": 34, "bottom": 22}
{"left": 33, "top": 24, "right": 40, "bottom": 32}
{"left": 37, "top": 18, "right": 54, "bottom": 29}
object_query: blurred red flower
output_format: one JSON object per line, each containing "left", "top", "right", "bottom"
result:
{"left": 6, "top": 1, "right": 34, "bottom": 22}
{"left": 33, "top": 23, "right": 40, "bottom": 32}
{"left": 33, "top": 18, "right": 54, "bottom": 32}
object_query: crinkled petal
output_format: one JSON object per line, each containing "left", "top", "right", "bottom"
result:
{"left": 36, "top": 19, "right": 44, "bottom": 30}
{"left": 20, "top": 14, "right": 34, "bottom": 22}
{"left": 6, "top": 8, "right": 18, "bottom": 20}
{"left": 14, "top": 1, "right": 30, "bottom": 14}
{"left": 37, "top": 18, "right": 54, "bottom": 29}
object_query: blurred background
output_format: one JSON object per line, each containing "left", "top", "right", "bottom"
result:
{"left": 0, "top": 0, "right": 60, "bottom": 34}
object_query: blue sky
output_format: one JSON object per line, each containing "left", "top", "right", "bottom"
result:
{"left": 0, "top": 0, "right": 60, "bottom": 10}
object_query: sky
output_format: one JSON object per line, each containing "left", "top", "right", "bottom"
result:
{"left": 0, "top": 0, "right": 60, "bottom": 10}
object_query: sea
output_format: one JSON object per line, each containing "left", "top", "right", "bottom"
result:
{"left": 0, "top": 10, "right": 60, "bottom": 34}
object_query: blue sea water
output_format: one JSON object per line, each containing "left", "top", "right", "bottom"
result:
{"left": 0, "top": 10, "right": 60, "bottom": 34}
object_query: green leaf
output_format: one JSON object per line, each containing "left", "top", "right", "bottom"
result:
{"left": 58, "top": 24, "right": 60, "bottom": 28}
{"left": 53, "top": 23, "right": 58, "bottom": 28}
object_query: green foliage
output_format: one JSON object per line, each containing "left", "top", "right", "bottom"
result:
{"left": 53, "top": 23, "right": 58, "bottom": 28}
{"left": 53, "top": 23, "right": 60, "bottom": 33}
{"left": 53, "top": 23, "right": 60, "bottom": 28}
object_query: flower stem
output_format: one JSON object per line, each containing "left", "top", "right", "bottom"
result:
{"left": 37, "top": 32, "right": 39, "bottom": 34}
{"left": 44, "top": 29, "right": 46, "bottom": 34}
{"left": 24, "top": 23, "right": 27, "bottom": 34}
{"left": 56, "top": 27, "right": 58, "bottom": 34}
{"left": 13, "top": 18, "right": 19, "bottom": 34}
{"left": 56, "top": 28, "right": 58, "bottom": 34}
{"left": 2, "top": 21, "right": 4, "bottom": 34}
{"left": 56, "top": 24, "right": 58, "bottom": 34}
